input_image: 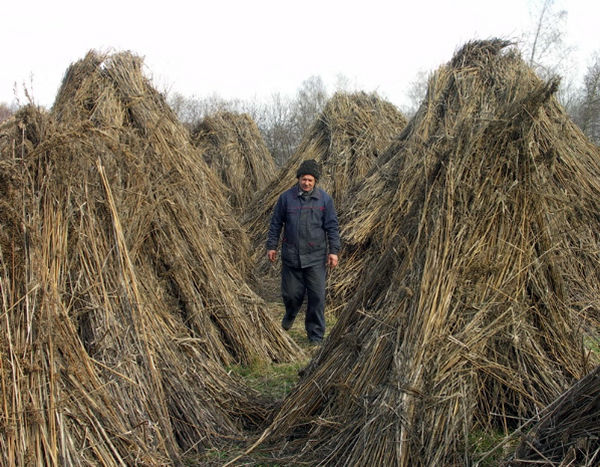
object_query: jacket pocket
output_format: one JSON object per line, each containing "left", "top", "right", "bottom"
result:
{"left": 282, "top": 242, "right": 298, "bottom": 263}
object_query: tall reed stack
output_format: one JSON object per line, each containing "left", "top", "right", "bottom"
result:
{"left": 0, "top": 50, "right": 300, "bottom": 465}
{"left": 243, "top": 39, "right": 600, "bottom": 466}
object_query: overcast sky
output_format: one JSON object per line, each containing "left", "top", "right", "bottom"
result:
{"left": 2, "top": 0, "right": 598, "bottom": 111}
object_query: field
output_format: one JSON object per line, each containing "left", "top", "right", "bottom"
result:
{"left": 1, "top": 40, "right": 599, "bottom": 466}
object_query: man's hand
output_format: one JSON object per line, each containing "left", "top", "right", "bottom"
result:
{"left": 327, "top": 254, "right": 338, "bottom": 268}
{"left": 267, "top": 250, "right": 277, "bottom": 263}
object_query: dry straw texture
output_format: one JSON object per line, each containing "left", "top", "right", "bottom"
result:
{"left": 244, "top": 91, "right": 407, "bottom": 287}
{"left": 508, "top": 364, "right": 600, "bottom": 465}
{"left": 0, "top": 50, "right": 300, "bottom": 465}
{"left": 191, "top": 111, "right": 276, "bottom": 212}
{"left": 239, "top": 39, "right": 600, "bottom": 466}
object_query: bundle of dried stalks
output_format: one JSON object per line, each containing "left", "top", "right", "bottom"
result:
{"left": 237, "top": 39, "right": 600, "bottom": 466}
{"left": 0, "top": 50, "right": 300, "bottom": 465}
{"left": 243, "top": 91, "right": 406, "bottom": 290}
{"left": 505, "top": 364, "right": 600, "bottom": 466}
{"left": 191, "top": 111, "right": 276, "bottom": 212}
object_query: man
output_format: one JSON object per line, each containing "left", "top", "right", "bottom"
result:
{"left": 267, "top": 159, "right": 340, "bottom": 345}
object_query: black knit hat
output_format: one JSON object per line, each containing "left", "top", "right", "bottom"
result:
{"left": 296, "top": 159, "right": 320, "bottom": 180}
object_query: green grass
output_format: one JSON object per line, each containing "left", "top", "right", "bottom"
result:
{"left": 184, "top": 306, "right": 337, "bottom": 465}
{"left": 584, "top": 333, "right": 600, "bottom": 355}
{"left": 227, "top": 358, "right": 309, "bottom": 400}
{"left": 227, "top": 307, "right": 337, "bottom": 400}
{"left": 469, "top": 428, "right": 517, "bottom": 466}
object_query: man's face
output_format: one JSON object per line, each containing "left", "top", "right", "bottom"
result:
{"left": 299, "top": 174, "right": 316, "bottom": 192}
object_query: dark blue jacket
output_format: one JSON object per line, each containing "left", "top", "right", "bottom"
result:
{"left": 267, "top": 185, "right": 340, "bottom": 268}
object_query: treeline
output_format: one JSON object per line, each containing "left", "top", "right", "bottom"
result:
{"left": 569, "top": 54, "right": 600, "bottom": 144}
{"left": 2, "top": 53, "right": 598, "bottom": 165}
{"left": 167, "top": 75, "right": 329, "bottom": 167}
{"left": 165, "top": 55, "right": 600, "bottom": 166}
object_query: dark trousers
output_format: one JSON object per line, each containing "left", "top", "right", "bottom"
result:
{"left": 281, "top": 262, "right": 326, "bottom": 341}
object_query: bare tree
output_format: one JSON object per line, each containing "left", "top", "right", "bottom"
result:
{"left": 523, "top": 0, "right": 573, "bottom": 79}
{"left": 254, "top": 76, "right": 329, "bottom": 167}
{"left": 572, "top": 53, "right": 600, "bottom": 144}
{"left": 402, "top": 70, "right": 430, "bottom": 118}
{"left": 167, "top": 92, "right": 246, "bottom": 130}
{"left": 290, "top": 76, "right": 328, "bottom": 145}
{"left": 254, "top": 92, "right": 297, "bottom": 166}
{"left": 334, "top": 73, "right": 351, "bottom": 93}
{"left": 0, "top": 102, "right": 16, "bottom": 123}
{"left": 165, "top": 76, "right": 330, "bottom": 166}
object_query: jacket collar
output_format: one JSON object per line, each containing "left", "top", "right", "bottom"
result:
{"left": 296, "top": 184, "right": 320, "bottom": 199}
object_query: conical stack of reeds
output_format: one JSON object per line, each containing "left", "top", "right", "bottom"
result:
{"left": 238, "top": 39, "right": 600, "bottom": 466}
{"left": 244, "top": 91, "right": 406, "bottom": 287}
{"left": 191, "top": 111, "right": 276, "bottom": 212}
{"left": 0, "top": 50, "right": 300, "bottom": 465}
